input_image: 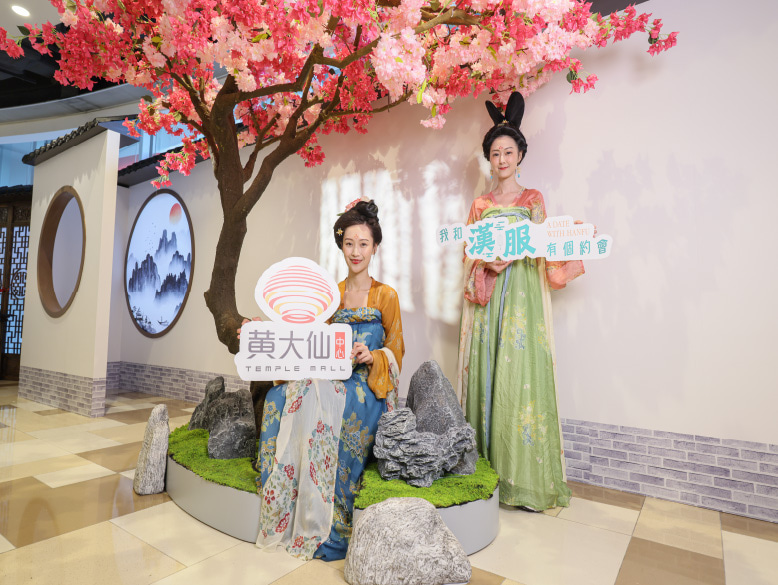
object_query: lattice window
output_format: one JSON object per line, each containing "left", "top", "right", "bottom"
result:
{"left": 4, "top": 225, "right": 29, "bottom": 354}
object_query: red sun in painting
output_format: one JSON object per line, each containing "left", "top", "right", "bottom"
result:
{"left": 169, "top": 203, "right": 182, "bottom": 224}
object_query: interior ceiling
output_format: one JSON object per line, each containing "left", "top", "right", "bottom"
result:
{"left": 0, "top": 0, "right": 647, "bottom": 111}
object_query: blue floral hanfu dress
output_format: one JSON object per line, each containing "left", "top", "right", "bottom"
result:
{"left": 256, "top": 280, "right": 403, "bottom": 561}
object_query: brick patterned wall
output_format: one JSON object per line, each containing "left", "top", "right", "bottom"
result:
{"left": 19, "top": 366, "right": 106, "bottom": 417}
{"left": 106, "top": 361, "right": 250, "bottom": 403}
{"left": 562, "top": 418, "right": 778, "bottom": 523}
{"left": 106, "top": 361, "right": 121, "bottom": 396}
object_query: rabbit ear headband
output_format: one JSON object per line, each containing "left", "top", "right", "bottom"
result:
{"left": 485, "top": 91, "right": 525, "bottom": 128}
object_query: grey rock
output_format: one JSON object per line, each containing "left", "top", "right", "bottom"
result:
{"left": 344, "top": 497, "right": 471, "bottom": 585}
{"left": 374, "top": 409, "right": 476, "bottom": 487}
{"left": 373, "top": 361, "right": 477, "bottom": 486}
{"left": 206, "top": 389, "right": 257, "bottom": 459}
{"left": 406, "top": 361, "right": 478, "bottom": 475}
{"left": 134, "top": 404, "right": 169, "bottom": 495}
{"left": 189, "top": 376, "right": 225, "bottom": 430}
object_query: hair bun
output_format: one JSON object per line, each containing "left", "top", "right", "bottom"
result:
{"left": 355, "top": 199, "right": 379, "bottom": 220}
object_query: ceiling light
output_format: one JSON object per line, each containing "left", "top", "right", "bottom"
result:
{"left": 12, "top": 5, "right": 30, "bottom": 17}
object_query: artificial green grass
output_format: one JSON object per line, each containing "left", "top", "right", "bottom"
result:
{"left": 354, "top": 457, "right": 499, "bottom": 509}
{"left": 167, "top": 425, "right": 259, "bottom": 493}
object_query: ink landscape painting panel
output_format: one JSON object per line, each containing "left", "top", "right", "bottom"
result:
{"left": 126, "top": 191, "right": 193, "bottom": 336}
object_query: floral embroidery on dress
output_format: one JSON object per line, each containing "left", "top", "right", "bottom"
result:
{"left": 261, "top": 401, "right": 281, "bottom": 432}
{"left": 535, "top": 322, "right": 551, "bottom": 355}
{"left": 307, "top": 419, "right": 338, "bottom": 504}
{"left": 507, "top": 307, "right": 527, "bottom": 350}
{"left": 259, "top": 436, "right": 277, "bottom": 475}
{"left": 517, "top": 401, "right": 548, "bottom": 447}
{"left": 340, "top": 412, "right": 372, "bottom": 461}
{"left": 260, "top": 461, "right": 299, "bottom": 540}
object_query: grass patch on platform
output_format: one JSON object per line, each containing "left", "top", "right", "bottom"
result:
{"left": 168, "top": 425, "right": 258, "bottom": 493}
{"left": 354, "top": 457, "right": 498, "bottom": 509}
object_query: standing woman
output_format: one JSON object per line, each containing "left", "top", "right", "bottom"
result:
{"left": 456, "top": 92, "right": 583, "bottom": 511}
{"left": 256, "top": 199, "right": 404, "bottom": 560}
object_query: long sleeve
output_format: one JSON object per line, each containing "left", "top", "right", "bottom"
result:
{"left": 367, "top": 284, "right": 404, "bottom": 400}
{"left": 463, "top": 198, "right": 499, "bottom": 306}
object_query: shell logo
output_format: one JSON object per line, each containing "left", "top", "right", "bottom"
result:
{"left": 255, "top": 257, "right": 340, "bottom": 324}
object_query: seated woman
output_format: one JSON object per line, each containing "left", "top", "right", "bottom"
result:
{"left": 255, "top": 199, "right": 404, "bottom": 561}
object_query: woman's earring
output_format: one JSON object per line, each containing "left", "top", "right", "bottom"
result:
{"left": 516, "top": 166, "right": 521, "bottom": 179}
{"left": 490, "top": 169, "right": 493, "bottom": 181}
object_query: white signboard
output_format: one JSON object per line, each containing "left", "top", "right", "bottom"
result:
{"left": 437, "top": 215, "right": 612, "bottom": 261}
{"left": 234, "top": 257, "right": 352, "bottom": 381}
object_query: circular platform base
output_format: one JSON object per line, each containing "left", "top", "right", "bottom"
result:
{"left": 166, "top": 457, "right": 499, "bottom": 553}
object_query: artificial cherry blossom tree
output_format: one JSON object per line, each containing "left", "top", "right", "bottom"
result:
{"left": 2, "top": 0, "right": 676, "bottom": 356}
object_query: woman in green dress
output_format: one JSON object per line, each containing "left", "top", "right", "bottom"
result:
{"left": 456, "top": 92, "right": 584, "bottom": 510}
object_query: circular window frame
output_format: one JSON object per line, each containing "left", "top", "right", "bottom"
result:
{"left": 37, "top": 186, "right": 86, "bottom": 318}
{"left": 124, "top": 189, "right": 195, "bottom": 339}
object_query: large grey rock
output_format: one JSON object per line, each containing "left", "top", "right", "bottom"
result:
{"left": 206, "top": 389, "right": 257, "bottom": 459}
{"left": 406, "top": 361, "right": 478, "bottom": 475}
{"left": 373, "top": 361, "right": 477, "bottom": 486}
{"left": 189, "top": 376, "right": 225, "bottom": 430}
{"left": 374, "top": 409, "right": 475, "bottom": 487}
{"left": 134, "top": 404, "right": 169, "bottom": 495}
{"left": 344, "top": 497, "right": 471, "bottom": 585}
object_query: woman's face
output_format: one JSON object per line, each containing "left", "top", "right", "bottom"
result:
{"left": 342, "top": 224, "right": 376, "bottom": 275}
{"left": 489, "top": 135, "right": 522, "bottom": 181}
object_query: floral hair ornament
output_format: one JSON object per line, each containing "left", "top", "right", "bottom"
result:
{"left": 337, "top": 196, "right": 372, "bottom": 216}
{"left": 485, "top": 91, "right": 525, "bottom": 129}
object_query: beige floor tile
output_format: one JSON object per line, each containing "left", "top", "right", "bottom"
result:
{"left": 0, "top": 521, "right": 183, "bottom": 585}
{"left": 0, "top": 428, "right": 35, "bottom": 443}
{"left": 502, "top": 580, "right": 527, "bottom": 585}
{"left": 169, "top": 415, "right": 192, "bottom": 429}
{"left": 36, "top": 408, "right": 72, "bottom": 416}
{"left": 271, "top": 559, "right": 345, "bottom": 584}
{"left": 0, "top": 533, "right": 14, "bottom": 554}
{"left": 120, "top": 469, "right": 135, "bottom": 481}
{"left": 721, "top": 512, "right": 778, "bottom": 544}
{"left": 0, "top": 438, "right": 75, "bottom": 468}
{"left": 557, "top": 497, "right": 640, "bottom": 535}
{"left": 53, "top": 432, "right": 124, "bottom": 454}
{"left": 542, "top": 506, "right": 563, "bottom": 517}
{"left": 0, "top": 454, "right": 92, "bottom": 483}
{"left": 615, "top": 537, "right": 724, "bottom": 585}
{"left": 35, "top": 462, "right": 116, "bottom": 488}
{"left": 0, "top": 474, "right": 170, "bottom": 547}
{"left": 469, "top": 506, "right": 630, "bottom": 585}
{"left": 26, "top": 420, "right": 126, "bottom": 442}
{"left": 110, "top": 501, "right": 242, "bottom": 566}
{"left": 91, "top": 422, "right": 149, "bottom": 444}
{"left": 78, "top": 441, "right": 143, "bottom": 472}
{"left": 568, "top": 481, "right": 645, "bottom": 512}
{"left": 722, "top": 530, "right": 778, "bottom": 585}
{"left": 151, "top": 542, "right": 306, "bottom": 585}
{"left": 633, "top": 497, "right": 723, "bottom": 559}
{"left": 9, "top": 399, "right": 52, "bottom": 412}
{"left": 105, "top": 404, "right": 137, "bottom": 413}
{"left": 182, "top": 407, "right": 195, "bottom": 413}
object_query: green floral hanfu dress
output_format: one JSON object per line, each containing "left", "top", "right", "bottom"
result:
{"left": 456, "top": 189, "right": 584, "bottom": 510}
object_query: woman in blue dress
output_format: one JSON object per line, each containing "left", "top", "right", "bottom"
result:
{"left": 255, "top": 200, "right": 404, "bottom": 561}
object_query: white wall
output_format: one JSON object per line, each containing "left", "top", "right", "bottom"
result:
{"left": 106, "top": 0, "right": 777, "bottom": 443}
{"left": 23, "top": 130, "right": 119, "bottom": 379}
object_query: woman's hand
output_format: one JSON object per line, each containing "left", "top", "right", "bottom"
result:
{"left": 351, "top": 342, "right": 374, "bottom": 365}
{"left": 485, "top": 259, "right": 512, "bottom": 274}
{"left": 237, "top": 317, "right": 262, "bottom": 339}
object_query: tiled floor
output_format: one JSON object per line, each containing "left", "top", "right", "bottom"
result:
{"left": 2, "top": 384, "right": 778, "bottom": 584}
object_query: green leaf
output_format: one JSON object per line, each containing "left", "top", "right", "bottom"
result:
{"left": 566, "top": 69, "right": 578, "bottom": 83}
{"left": 66, "top": 0, "right": 76, "bottom": 10}
{"left": 394, "top": 57, "right": 403, "bottom": 63}
{"left": 487, "top": 46, "right": 497, "bottom": 59}
{"left": 416, "top": 78, "right": 428, "bottom": 104}
{"left": 431, "top": 104, "right": 437, "bottom": 117}
{"left": 17, "top": 26, "right": 30, "bottom": 37}
{"left": 251, "top": 32, "right": 269, "bottom": 42}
